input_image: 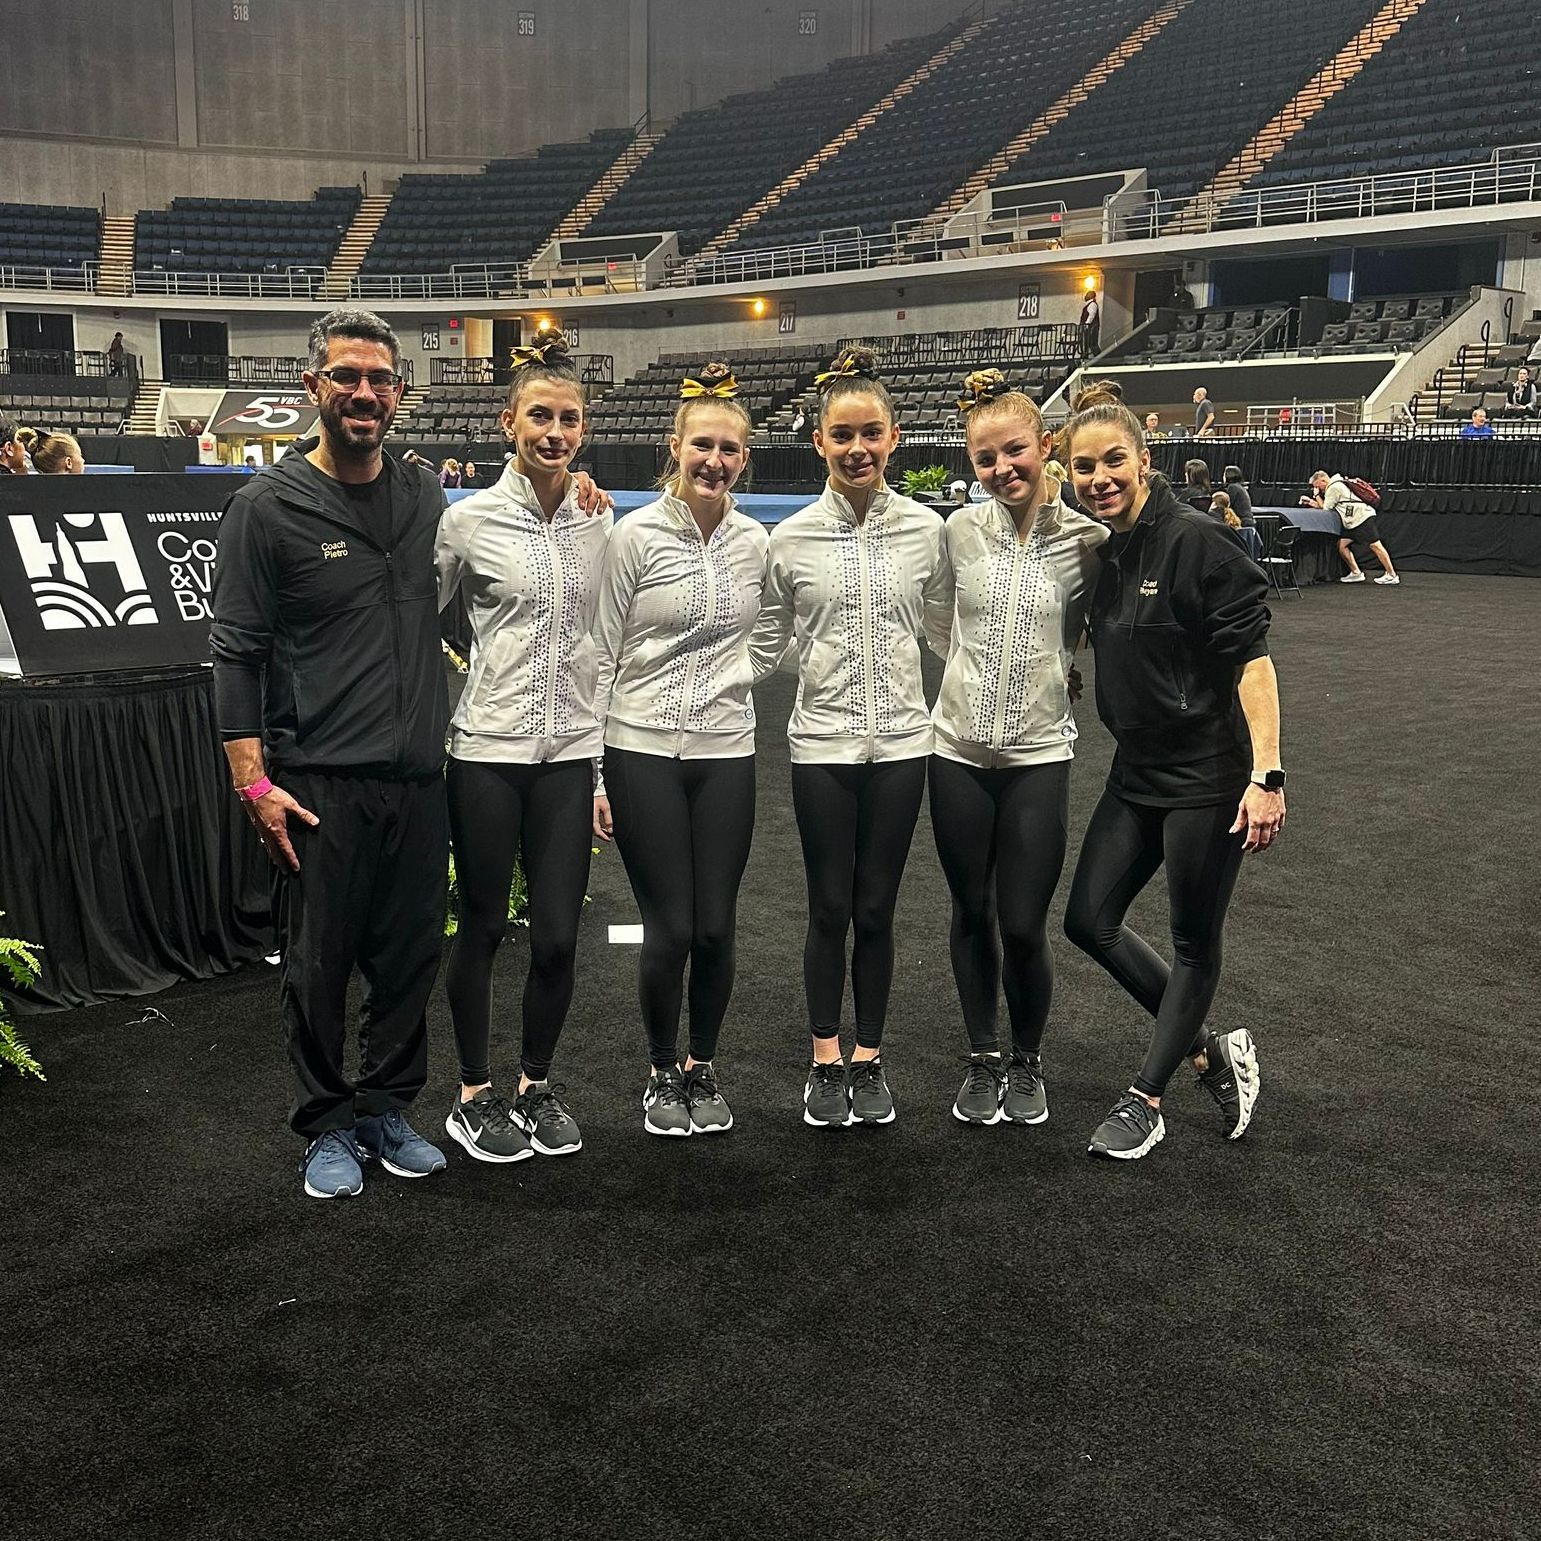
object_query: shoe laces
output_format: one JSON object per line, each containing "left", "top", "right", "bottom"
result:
{"left": 650, "top": 1069, "right": 688, "bottom": 1108}
{"left": 526, "top": 1084, "right": 572, "bottom": 1126}
{"left": 1007, "top": 1052, "right": 1041, "bottom": 1089}
{"left": 849, "top": 1060, "right": 885, "bottom": 1095}
{"left": 684, "top": 1063, "right": 720, "bottom": 1104}
{"left": 808, "top": 1060, "right": 845, "bottom": 1094}
{"left": 470, "top": 1091, "right": 519, "bottom": 1133}
{"left": 962, "top": 1055, "right": 1005, "bottom": 1095}
{"left": 305, "top": 1128, "right": 359, "bottom": 1168}
{"left": 1111, "top": 1091, "right": 1155, "bottom": 1129}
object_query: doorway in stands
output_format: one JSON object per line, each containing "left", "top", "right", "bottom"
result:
{"left": 160, "top": 318, "right": 230, "bottom": 385}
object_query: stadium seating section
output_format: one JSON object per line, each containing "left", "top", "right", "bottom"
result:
{"left": 135, "top": 189, "right": 361, "bottom": 275}
{"left": 582, "top": 28, "right": 949, "bottom": 257}
{"left": 395, "top": 384, "right": 506, "bottom": 442}
{"left": 361, "top": 131, "right": 630, "bottom": 275}
{"left": 988, "top": 0, "right": 1381, "bottom": 206}
{"left": 0, "top": 383, "right": 129, "bottom": 437}
{"left": 723, "top": 0, "right": 1154, "bottom": 253}
{"left": 0, "top": 203, "right": 101, "bottom": 272}
{"left": 1246, "top": 0, "right": 1540, "bottom": 190}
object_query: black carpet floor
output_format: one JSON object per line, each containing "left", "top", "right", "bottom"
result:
{"left": 7, "top": 575, "right": 1540, "bottom": 1541}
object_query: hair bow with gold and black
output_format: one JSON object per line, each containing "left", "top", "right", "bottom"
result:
{"left": 957, "top": 369, "right": 1011, "bottom": 414}
{"left": 511, "top": 339, "right": 564, "bottom": 368}
{"left": 679, "top": 370, "right": 740, "bottom": 400}
{"left": 814, "top": 350, "right": 876, "bottom": 392}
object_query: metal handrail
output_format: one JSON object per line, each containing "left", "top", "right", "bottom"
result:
{"left": 0, "top": 263, "right": 98, "bottom": 293}
{"left": 0, "top": 348, "right": 112, "bottom": 378}
{"left": 349, "top": 263, "right": 530, "bottom": 301}
{"left": 131, "top": 267, "right": 325, "bottom": 299}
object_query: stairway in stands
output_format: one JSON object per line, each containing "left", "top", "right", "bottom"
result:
{"left": 125, "top": 377, "right": 164, "bottom": 435}
{"left": 544, "top": 126, "right": 666, "bottom": 244}
{"left": 681, "top": 11, "right": 996, "bottom": 274}
{"left": 928, "top": 0, "right": 1196, "bottom": 223}
{"left": 1169, "top": 0, "right": 1432, "bottom": 228}
{"left": 98, "top": 215, "right": 135, "bottom": 297}
{"left": 320, "top": 194, "right": 392, "bottom": 300}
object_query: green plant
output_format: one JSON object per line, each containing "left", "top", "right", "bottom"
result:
{"left": 0, "top": 913, "right": 44, "bottom": 1081}
{"left": 445, "top": 853, "right": 528, "bottom": 938}
{"left": 901, "top": 464, "right": 952, "bottom": 497}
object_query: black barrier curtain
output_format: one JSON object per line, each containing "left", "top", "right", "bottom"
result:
{"left": 0, "top": 668, "right": 273, "bottom": 1013}
{"left": 79, "top": 437, "right": 200, "bottom": 472}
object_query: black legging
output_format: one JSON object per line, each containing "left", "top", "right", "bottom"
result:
{"left": 790, "top": 757, "right": 927, "bottom": 1050}
{"left": 928, "top": 756, "right": 1070, "bottom": 1057}
{"left": 445, "top": 757, "right": 593, "bottom": 1086}
{"left": 605, "top": 746, "right": 756, "bottom": 1070}
{"left": 1063, "top": 787, "right": 1245, "bottom": 1098}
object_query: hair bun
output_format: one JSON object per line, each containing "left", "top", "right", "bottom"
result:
{"left": 957, "top": 368, "right": 1010, "bottom": 414}
{"left": 680, "top": 360, "right": 741, "bottom": 400}
{"left": 1071, "top": 379, "right": 1124, "bottom": 413}
{"left": 511, "top": 332, "right": 571, "bottom": 368}
{"left": 814, "top": 345, "right": 880, "bottom": 393}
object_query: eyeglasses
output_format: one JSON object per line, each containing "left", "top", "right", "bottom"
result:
{"left": 315, "top": 367, "right": 403, "bottom": 393}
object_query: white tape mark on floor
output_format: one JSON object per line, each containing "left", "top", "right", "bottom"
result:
{"left": 608, "top": 924, "right": 645, "bottom": 944}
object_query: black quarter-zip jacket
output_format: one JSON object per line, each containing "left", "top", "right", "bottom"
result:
{"left": 210, "top": 438, "right": 449, "bottom": 779}
{"left": 1088, "top": 476, "right": 1270, "bottom": 803}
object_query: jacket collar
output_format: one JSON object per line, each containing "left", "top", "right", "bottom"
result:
{"left": 266, "top": 436, "right": 419, "bottom": 545}
{"left": 495, "top": 460, "right": 577, "bottom": 521}
{"left": 1098, "top": 475, "right": 1183, "bottom": 562}
{"left": 658, "top": 488, "right": 740, "bottom": 537}
{"left": 821, "top": 479, "right": 894, "bottom": 526}
{"left": 988, "top": 479, "right": 1070, "bottom": 541}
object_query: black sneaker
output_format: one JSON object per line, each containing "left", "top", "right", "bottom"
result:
{"left": 642, "top": 1065, "right": 692, "bottom": 1137}
{"left": 802, "top": 1060, "right": 850, "bottom": 1128}
{"left": 1002, "top": 1050, "right": 1048, "bottom": 1126}
{"left": 847, "top": 1058, "right": 896, "bottom": 1125}
{"left": 1197, "top": 1027, "right": 1260, "bottom": 1140}
{"left": 684, "top": 1062, "right": 733, "bottom": 1134}
{"left": 445, "top": 1088, "right": 533, "bottom": 1164}
{"left": 512, "top": 1081, "right": 583, "bottom": 1156}
{"left": 1088, "top": 1091, "right": 1165, "bottom": 1160}
{"left": 952, "top": 1054, "right": 1005, "bottom": 1125}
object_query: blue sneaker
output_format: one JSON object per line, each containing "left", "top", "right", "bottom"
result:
{"left": 302, "top": 1129, "right": 365, "bottom": 1200}
{"left": 355, "top": 1109, "right": 447, "bottom": 1178}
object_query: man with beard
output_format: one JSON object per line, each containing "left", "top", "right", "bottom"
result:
{"left": 211, "top": 307, "right": 453, "bottom": 1199}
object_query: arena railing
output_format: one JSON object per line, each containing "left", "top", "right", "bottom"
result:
{"left": 130, "top": 267, "right": 327, "bottom": 299}
{"left": 0, "top": 348, "right": 113, "bottom": 378}
{"left": 0, "top": 263, "right": 97, "bottom": 293}
{"left": 1114, "top": 146, "right": 1541, "bottom": 241}
{"left": 429, "top": 354, "right": 614, "bottom": 387}
{"left": 836, "top": 323, "right": 1083, "bottom": 366}
{"left": 349, "top": 264, "right": 531, "bottom": 302}
{"left": 163, "top": 355, "right": 311, "bottom": 386}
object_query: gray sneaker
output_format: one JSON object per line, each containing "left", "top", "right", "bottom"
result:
{"left": 1088, "top": 1091, "right": 1165, "bottom": 1160}
{"left": 445, "top": 1088, "right": 533, "bottom": 1164}
{"left": 952, "top": 1054, "right": 1005, "bottom": 1125}
{"left": 512, "top": 1082, "right": 583, "bottom": 1156}
{"left": 354, "top": 1109, "right": 448, "bottom": 1178}
{"left": 642, "top": 1065, "right": 692, "bottom": 1137}
{"left": 684, "top": 1062, "right": 734, "bottom": 1134}
{"left": 1002, "top": 1051, "right": 1049, "bottom": 1125}
{"left": 803, "top": 1060, "right": 851, "bottom": 1128}
{"left": 847, "top": 1058, "right": 896, "bottom": 1125}
{"left": 301, "top": 1128, "right": 364, "bottom": 1199}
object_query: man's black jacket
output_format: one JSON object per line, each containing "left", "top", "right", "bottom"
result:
{"left": 210, "top": 439, "right": 449, "bottom": 779}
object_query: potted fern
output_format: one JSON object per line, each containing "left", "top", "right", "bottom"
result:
{"left": 901, "top": 464, "right": 954, "bottom": 504}
{"left": 0, "top": 914, "right": 44, "bottom": 1081}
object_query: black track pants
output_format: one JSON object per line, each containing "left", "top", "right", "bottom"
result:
{"left": 272, "top": 771, "right": 448, "bottom": 1137}
{"left": 790, "top": 757, "right": 927, "bottom": 1050}
{"left": 444, "top": 757, "right": 593, "bottom": 1085}
{"left": 1063, "top": 787, "right": 1245, "bottom": 1098}
{"left": 606, "top": 746, "right": 756, "bottom": 1069}
{"left": 928, "top": 755, "right": 1070, "bottom": 1057}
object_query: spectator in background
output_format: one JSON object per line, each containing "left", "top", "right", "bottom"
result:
{"left": 1193, "top": 386, "right": 1216, "bottom": 437}
{"left": 0, "top": 415, "right": 29, "bottom": 473}
{"left": 461, "top": 460, "right": 480, "bottom": 488}
{"left": 108, "top": 332, "right": 127, "bottom": 376}
{"left": 1222, "top": 464, "right": 1254, "bottom": 528}
{"left": 790, "top": 405, "right": 807, "bottom": 436}
{"left": 1208, "top": 489, "right": 1233, "bottom": 525}
{"left": 1143, "top": 411, "right": 1166, "bottom": 440}
{"left": 1500, "top": 369, "right": 1537, "bottom": 419}
{"left": 1459, "top": 407, "right": 1495, "bottom": 439}
{"left": 1179, "top": 457, "right": 1212, "bottom": 512}
{"left": 1080, "top": 290, "right": 1101, "bottom": 357}
{"left": 32, "top": 431, "right": 84, "bottom": 474}
{"left": 1304, "top": 470, "right": 1401, "bottom": 586}
{"left": 439, "top": 457, "right": 461, "bottom": 487}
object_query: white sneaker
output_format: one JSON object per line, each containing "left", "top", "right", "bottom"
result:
{"left": 1374, "top": 573, "right": 1400, "bottom": 585}
{"left": 1339, "top": 572, "right": 1366, "bottom": 583}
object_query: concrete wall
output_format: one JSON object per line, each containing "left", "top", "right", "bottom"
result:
{"left": 2, "top": 0, "right": 976, "bottom": 211}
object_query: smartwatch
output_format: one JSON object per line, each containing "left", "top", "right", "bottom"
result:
{"left": 1250, "top": 769, "right": 1286, "bottom": 792}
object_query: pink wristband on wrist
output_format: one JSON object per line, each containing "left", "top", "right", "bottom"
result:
{"left": 238, "top": 776, "right": 274, "bottom": 802}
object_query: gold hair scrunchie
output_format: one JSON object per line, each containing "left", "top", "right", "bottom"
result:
{"left": 680, "top": 373, "right": 740, "bottom": 400}
{"left": 957, "top": 369, "right": 1011, "bottom": 414}
{"left": 511, "top": 341, "right": 559, "bottom": 367}
{"left": 813, "top": 351, "right": 875, "bottom": 392}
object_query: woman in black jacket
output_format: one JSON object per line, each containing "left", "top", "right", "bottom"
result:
{"left": 1060, "top": 385, "right": 1285, "bottom": 1161}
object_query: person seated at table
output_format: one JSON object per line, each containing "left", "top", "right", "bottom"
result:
{"left": 1459, "top": 407, "right": 1495, "bottom": 439}
{"left": 1178, "top": 458, "right": 1212, "bottom": 512}
{"left": 1222, "top": 464, "right": 1254, "bottom": 528}
{"left": 1144, "top": 412, "right": 1166, "bottom": 440}
{"left": 1500, "top": 369, "right": 1537, "bottom": 419}
{"left": 1208, "top": 490, "right": 1234, "bottom": 525}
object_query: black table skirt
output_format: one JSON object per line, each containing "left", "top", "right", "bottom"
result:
{"left": 0, "top": 667, "right": 273, "bottom": 1013}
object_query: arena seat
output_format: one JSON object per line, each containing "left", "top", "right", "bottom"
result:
{"left": 135, "top": 188, "right": 360, "bottom": 276}
{"left": 583, "top": 27, "right": 952, "bottom": 258}
{"left": 0, "top": 378, "right": 131, "bottom": 437}
{"left": 361, "top": 130, "right": 631, "bottom": 275}
{"left": 0, "top": 202, "right": 101, "bottom": 272}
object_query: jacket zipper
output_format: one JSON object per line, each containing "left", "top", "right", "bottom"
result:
{"left": 856, "top": 518, "right": 876, "bottom": 759}
{"left": 384, "top": 548, "right": 403, "bottom": 769}
{"left": 992, "top": 533, "right": 1025, "bottom": 759}
{"left": 542, "top": 516, "right": 563, "bottom": 757}
{"left": 676, "top": 520, "right": 715, "bottom": 757}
